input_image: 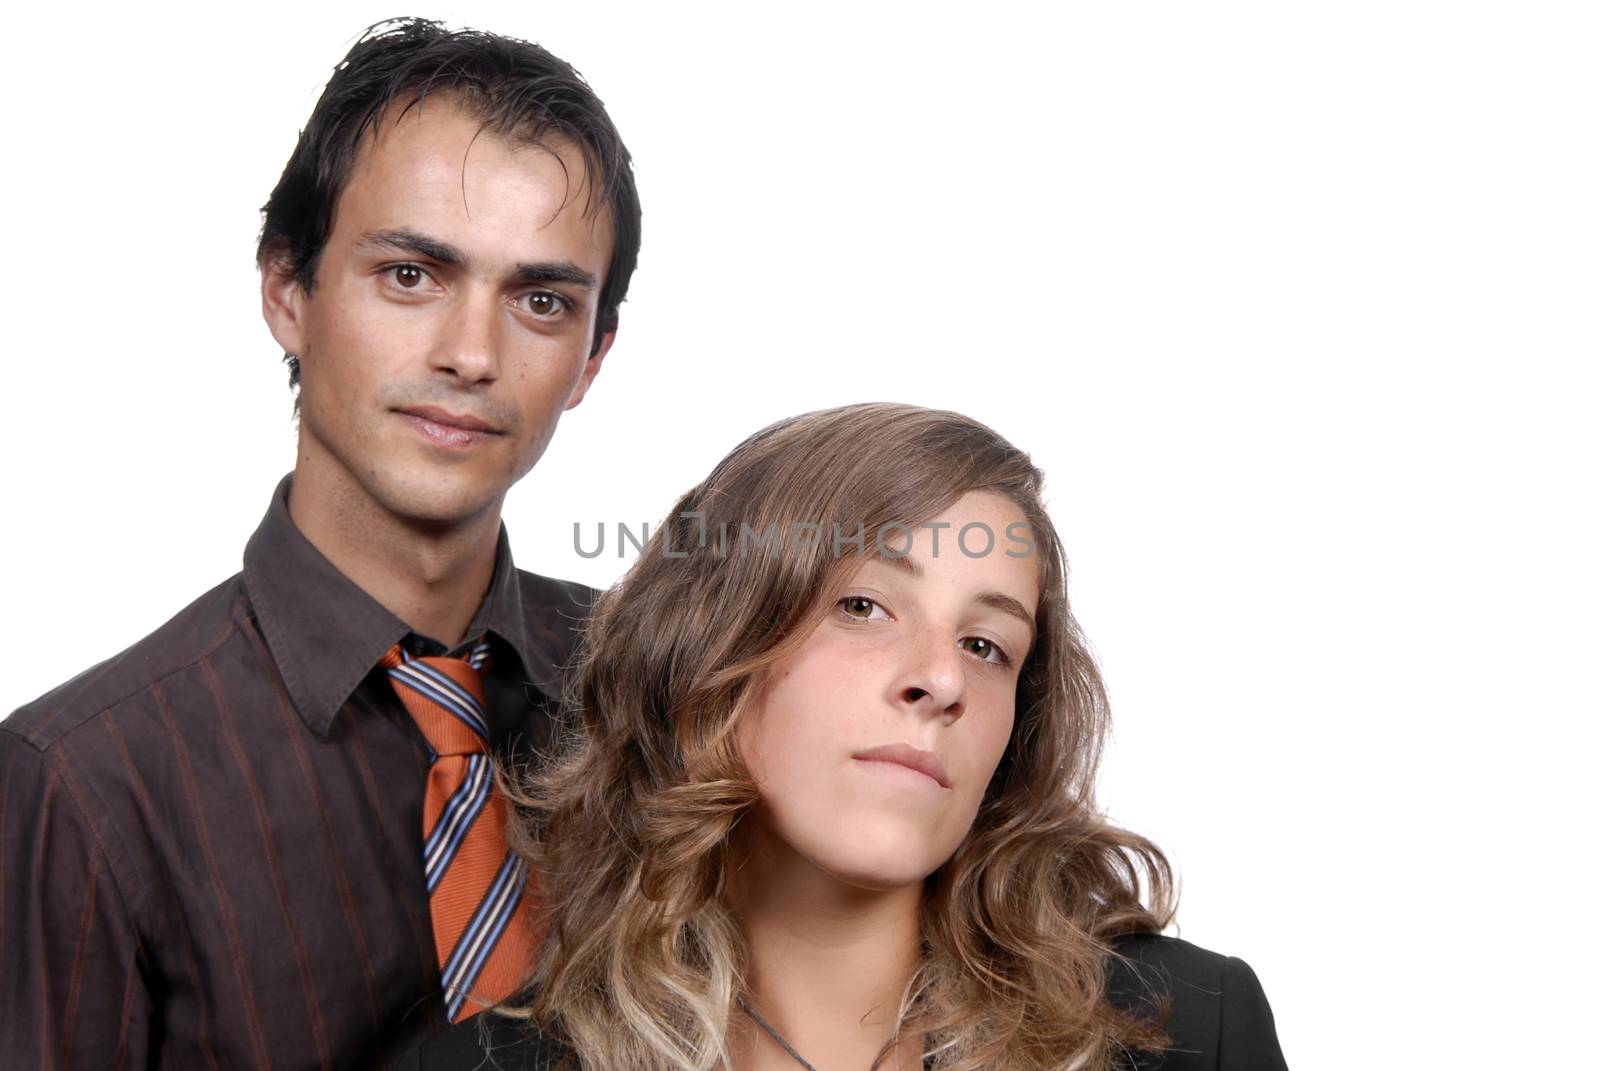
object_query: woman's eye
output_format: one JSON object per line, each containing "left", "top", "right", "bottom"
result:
{"left": 838, "top": 596, "right": 888, "bottom": 621}
{"left": 960, "top": 636, "right": 1011, "bottom": 666}
{"left": 522, "top": 292, "right": 567, "bottom": 318}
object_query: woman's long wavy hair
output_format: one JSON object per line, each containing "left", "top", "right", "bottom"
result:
{"left": 502, "top": 403, "right": 1177, "bottom": 1070}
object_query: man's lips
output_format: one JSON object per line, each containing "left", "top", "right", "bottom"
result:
{"left": 395, "top": 405, "right": 503, "bottom": 434}
{"left": 851, "top": 743, "right": 951, "bottom": 788}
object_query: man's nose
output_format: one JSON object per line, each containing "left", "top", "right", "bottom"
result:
{"left": 429, "top": 288, "right": 501, "bottom": 384}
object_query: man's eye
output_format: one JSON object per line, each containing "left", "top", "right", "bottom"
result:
{"left": 838, "top": 596, "right": 888, "bottom": 621}
{"left": 389, "top": 264, "right": 431, "bottom": 289}
{"left": 960, "top": 636, "right": 1012, "bottom": 666}
{"left": 522, "top": 292, "right": 567, "bottom": 318}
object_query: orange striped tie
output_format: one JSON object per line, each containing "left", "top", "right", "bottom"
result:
{"left": 380, "top": 638, "right": 543, "bottom": 1022}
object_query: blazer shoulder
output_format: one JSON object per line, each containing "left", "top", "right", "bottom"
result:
{"left": 408, "top": 1012, "right": 574, "bottom": 1071}
{"left": 1110, "top": 932, "right": 1228, "bottom": 986}
{"left": 1107, "top": 933, "right": 1288, "bottom": 1070}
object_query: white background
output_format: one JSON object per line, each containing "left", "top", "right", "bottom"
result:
{"left": 4, "top": 2, "right": 1596, "bottom": 1065}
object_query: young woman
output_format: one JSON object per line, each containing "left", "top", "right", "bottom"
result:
{"left": 404, "top": 403, "right": 1288, "bottom": 1070}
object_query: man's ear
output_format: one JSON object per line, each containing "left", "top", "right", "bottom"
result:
{"left": 564, "top": 328, "right": 616, "bottom": 411}
{"left": 259, "top": 241, "right": 309, "bottom": 357}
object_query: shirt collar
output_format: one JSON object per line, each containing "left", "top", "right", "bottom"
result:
{"left": 242, "top": 473, "right": 557, "bottom": 739}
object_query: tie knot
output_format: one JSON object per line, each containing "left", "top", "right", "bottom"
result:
{"left": 381, "top": 638, "right": 494, "bottom": 756}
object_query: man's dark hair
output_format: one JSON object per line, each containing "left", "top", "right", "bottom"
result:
{"left": 257, "top": 17, "right": 641, "bottom": 395}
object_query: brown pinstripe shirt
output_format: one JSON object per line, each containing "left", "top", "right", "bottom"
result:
{"left": 0, "top": 474, "right": 594, "bottom": 1070}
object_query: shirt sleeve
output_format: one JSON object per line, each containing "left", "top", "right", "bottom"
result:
{"left": 1218, "top": 954, "right": 1290, "bottom": 1070}
{"left": 0, "top": 730, "right": 153, "bottom": 1068}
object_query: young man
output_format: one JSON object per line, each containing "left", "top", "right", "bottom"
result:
{"left": 0, "top": 18, "right": 641, "bottom": 1069}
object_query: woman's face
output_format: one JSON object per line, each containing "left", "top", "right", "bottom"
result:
{"left": 735, "top": 491, "right": 1040, "bottom": 892}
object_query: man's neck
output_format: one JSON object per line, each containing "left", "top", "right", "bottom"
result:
{"left": 286, "top": 464, "right": 503, "bottom": 649}
{"left": 726, "top": 827, "right": 925, "bottom": 1071}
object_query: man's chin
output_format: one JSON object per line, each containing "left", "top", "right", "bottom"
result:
{"left": 372, "top": 476, "right": 505, "bottom": 532}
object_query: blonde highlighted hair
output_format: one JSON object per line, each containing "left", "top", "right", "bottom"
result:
{"left": 504, "top": 403, "right": 1176, "bottom": 1069}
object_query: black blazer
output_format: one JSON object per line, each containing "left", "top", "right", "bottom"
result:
{"left": 402, "top": 934, "right": 1288, "bottom": 1070}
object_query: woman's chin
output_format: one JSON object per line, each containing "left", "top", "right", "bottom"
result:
{"left": 808, "top": 843, "right": 946, "bottom": 893}
{"left": 745, "top": 807, "right": 961, "bottom": 896}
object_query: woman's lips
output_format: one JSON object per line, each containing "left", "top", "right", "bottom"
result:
{"left": 851, "top": 743, "right": 951, "bottom": 789}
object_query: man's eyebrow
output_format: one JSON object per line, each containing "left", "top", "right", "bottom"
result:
{"left": 356, "top": 228, "right": 598, "bottom": 290}
{"left": 358, "top": 229, "right": 465, "bottom": 266}
{"left": 509, "top": 262, "right": 598, "bottom": 290}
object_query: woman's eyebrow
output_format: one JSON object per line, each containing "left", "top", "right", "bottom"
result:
{"left": 977, "top": 592, "right": 1037, "bottom": 643}
{"left": 869, "top": 552, "right": 1036, "bottom": 640}
{"left": 873, "top": 551, "right": 923, "bottom": 576}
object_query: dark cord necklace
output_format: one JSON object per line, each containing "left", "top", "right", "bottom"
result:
{"left": 736, "top": 995, "right": 820, "bottom": 1071}
{"left": 735, "top": 996, "right": 913, "bottom": 1071}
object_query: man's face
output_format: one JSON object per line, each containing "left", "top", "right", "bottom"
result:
{"left": 263, "top": 97, "right": 615, "bottom": 527}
